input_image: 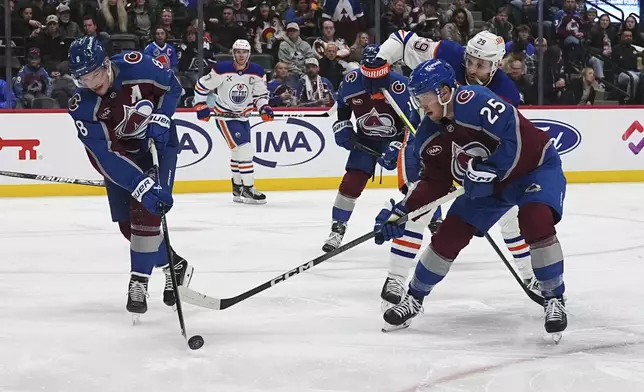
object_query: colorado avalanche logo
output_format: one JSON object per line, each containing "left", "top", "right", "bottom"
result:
{"left": 114, "top": 100, "right": 154, "bottom": 140}
{"left": 345, "top": 71, "right": 357, "bottom": 83}
{"left": 456, "top": 90, "right": 475, "bottom": 104}
{"left": 451, "top": 141, "right": 491, "bottom": 182}
{"left": 391, "top": 80, "right": 406, "bottom": 94}
{"left": 356, "top": 108, "right": 396, "bottom": 137}
{"left": 229, "top": 83, "right": 250, "bottom": 105}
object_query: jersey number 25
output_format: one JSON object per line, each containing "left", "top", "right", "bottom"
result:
{"left": 479, "top": 98, "right": 506, "bottom": 124}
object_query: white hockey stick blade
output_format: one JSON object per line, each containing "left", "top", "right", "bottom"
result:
{"left": 179, "top": 286, "right": 222, "bottom": 310}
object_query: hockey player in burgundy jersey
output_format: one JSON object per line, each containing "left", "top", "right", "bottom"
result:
{"left": 321, "top": 45, "right": 420, "bottom": 256}
{"left": 374, "top": 59, "right": 567, "bottom": 340}
{"left": 67, "top": 36, "right": 193, "bottom": 318}
{"left": 362, "top": 30, "right": 540, "bottom": 303}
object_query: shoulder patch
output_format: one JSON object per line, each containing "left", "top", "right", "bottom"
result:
{"left": 391, "top": 80, "right": 406, "bottom": 94}
{"left": 123, "top": 51, "right": 143, "bottom": 64}
{"left": 456, "top": 89, "right": 475, "bottom": 105}
{"left": 344, "top": 71, "right": 358, "bottom": 83}
{"left": 68, "top": 93, "right": 81, "bottom": 112}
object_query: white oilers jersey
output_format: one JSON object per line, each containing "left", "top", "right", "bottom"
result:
{"left": 377, "top": 30, "right": 440, "bottom": 70}
{"left": 194, "top": 61, "right": 269, "bottom": 120}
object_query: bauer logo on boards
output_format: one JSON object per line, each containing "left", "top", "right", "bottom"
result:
{"left": 175, "top": 120, "right": 213, "bottom": 169}
{"left": 531, "top": 119, "right": 581, "bottom": 155}
{"left": 252, "top": 118, "right": 325, "bottom": 168}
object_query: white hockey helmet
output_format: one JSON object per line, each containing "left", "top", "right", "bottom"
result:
{"left": 232, "top": 39, "right": 251, "bottom": 66}
{"left": 465, "top": 31, "right": 506, "bottom": 84}
{"left": 232, "top": 39, "right": 252, "bottom": 52}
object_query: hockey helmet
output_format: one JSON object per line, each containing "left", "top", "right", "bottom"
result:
{"left": 360, "top": 44, "right": 380, "bottom": 65}
{"left": 232, "top": 39, "right": 252, "bottom": 52}
{"left": 69, "top": 36, "right": 106, "bottom": 80}
{"left": 465, "top": 31, "right": 506, "bottom": 83}
{"left": 408, "top": 59, "right": 456, "bottom": 118}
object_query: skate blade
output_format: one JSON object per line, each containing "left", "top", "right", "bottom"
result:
{"left": 182, "top": 265, "right": 194, "bottom": 288}
{"left": 132, "top": 314, "right": 141, "bottom": 326}
{"left": 242, "top": 198, "right": 267, "bottom": 205}
{"left": 550, "top": 332, "right": 563, "bottom": 344}
{"left": 380, "top": 300, "right": 397, "bottom": 313}
{"left": 381, "top": 320, "right": 411, "bottom": 333}
{"left": 233, "top": 196, "right": 243, "bottom": 203}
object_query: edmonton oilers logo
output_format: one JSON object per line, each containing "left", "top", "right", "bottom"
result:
{"left": 229, "top": 83, "right": 250, "bottom": 104}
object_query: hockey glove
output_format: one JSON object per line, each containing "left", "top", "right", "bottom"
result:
{"left": 260, "top": 105, "right": 274, "bottom": 121}
{"left": 195, "top": 103, "right": 211, "bottom": 122}
{"left": 142, "top": 115, "right": 171, "bottom": 153}
{"left": 377, "top": 141, "right": 403, "bottom": 170}
{"left": 360, "top": 57, "right": 390, "bottom": 97}
{"left": 374, "top": 199, "right": 409, "bottom": 245}
{"left": 131, "top": 174, "right": 174, "bottom": 216}
{"left": 332, "top": 120, "right": 355, "bottom": 150}
{"left": 463, "top": 157, "right": 497, "bottom": 199}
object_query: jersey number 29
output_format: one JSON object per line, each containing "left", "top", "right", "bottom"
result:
{"left": 479, "top": 98, "right": 506, "bottom": 124}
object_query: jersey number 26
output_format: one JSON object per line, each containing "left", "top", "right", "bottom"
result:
{"left": 479, "top": 98, "right": 506, "bottom": 124}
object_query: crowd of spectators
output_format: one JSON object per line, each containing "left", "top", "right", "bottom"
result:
{"left": 1, "top": 0, "right": 643, "bottom": 109}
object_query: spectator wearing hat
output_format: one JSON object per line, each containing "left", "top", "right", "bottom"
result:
{"left": 313, "top": 19, "right": 350, "bottom": 61}
{"left": 278, "top": 22, "right": 314, "bottom": 75}
{"left": 296, "top": 57, "right": 335, "bottom": 107}
{"left": 31, "top": 15, "right": 67, "bottom": 73}
{"left": 14, "top": 48, "right": 52, "bottom": 109}
{"left": 57, "top": 3, "right": 82, "bottom": 38}
{"left": 318, "top": 42, "right": 345, "bottom": 90}
{"left": 211, "top": 5, "right": 248, "bottom": 52}
{"left": 250, "top": 0, "right": 285, "bottom": 58}
{"left": 285, "top": 0, "right": 317, "bottom": 39}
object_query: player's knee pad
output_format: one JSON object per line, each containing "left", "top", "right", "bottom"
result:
{"left": 518, "top": 203, "right": 557, "bottom": 245}
{"left": 431, "top": 214, "right": 478, "bottom": 260}
{"left": 498, "top": 206, "right": 520, "bottom": 237}
{"left": 338, "top": 169, "right": 371, "bottom": 198}
{"left": 118, "top": 221, "right": 131, "bottom": 241}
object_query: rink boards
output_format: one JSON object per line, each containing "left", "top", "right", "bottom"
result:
{"left": 0, "top": 106, "right": 643, "bottom": 197}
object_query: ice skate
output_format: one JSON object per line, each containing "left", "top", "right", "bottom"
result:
{"left": 544, "top": 296, "right": 567, "bottom": 344}
{"left": 232, "top": 179, "right": 243, "bottom": 203}
{"left": 380, "top": 275, "right": 406, "bottom": 311}
{"left": 126, "top": 274, "right": 149, "bottom": 324}
{"left": 382, "top": 291, "right": 423, "bottom": 332}
{"left": 162, "top": 251, "right": 194, "bottom": 307}
{"left": 322, "top": 221, "right": 347, "bottom": 252}
{"left": 240, "top": 185, "right": 266, "bottom": 204}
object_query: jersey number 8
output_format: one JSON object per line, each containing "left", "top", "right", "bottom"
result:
{"left": 75, "top": 120, "right": 89, "bottom": 136}
{"left": 479, "top": 98, "right": 506, "bottom": 124}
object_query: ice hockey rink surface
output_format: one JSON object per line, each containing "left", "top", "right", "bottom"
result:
{"left": 2, "top": 183, "right": 644, "bottom": 392}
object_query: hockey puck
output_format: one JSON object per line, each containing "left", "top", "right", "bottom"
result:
{"left": 188, "top": 335, "right": 204, "bottom": 350}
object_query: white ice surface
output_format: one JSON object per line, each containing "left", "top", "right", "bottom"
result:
{"left": 1, "top": 184, "right": 644, "bottom": 392}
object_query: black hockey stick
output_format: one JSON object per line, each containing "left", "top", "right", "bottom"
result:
{"left": 149, "top": 142, "right": 203, "bottom": 350}
{"left": 0, "top": 170, "right": 105, "bottom": 187}
{"left": 352, "top": 141, "right": 382, "bottom": 158}
{"left": 179, "top": 188, "right": 465, "bottom": 310}
{"left": 484, "top": 233, "right": 545, "bottom": 306}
